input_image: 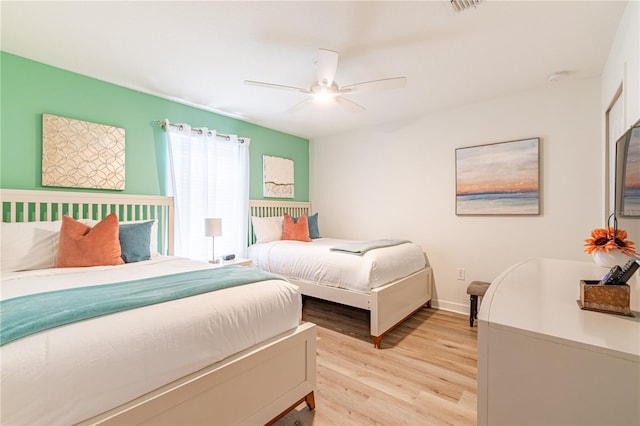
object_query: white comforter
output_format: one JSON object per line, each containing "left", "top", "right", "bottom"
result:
{"left": 0, "top": 257, "right": 301, "bottom": 426}
{"left": 248, "top": 238, "right": 426, "bottom": 293}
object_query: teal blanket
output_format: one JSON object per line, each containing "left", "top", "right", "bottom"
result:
{"left": 0, "top": 266, "right": 285, "bottom": 346}
{"left": 329, "top": 239, "right": 411, "bottom": 255}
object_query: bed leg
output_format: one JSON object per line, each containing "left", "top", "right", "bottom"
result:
{"left": 371, "top": 335, "right": 383, "bottom": 349}
{"left": 426, "top": 300, "right": 432, "bottom": 308}
{"left": 264, "top": 391, "right": 316, "bottom": 425}
{"left": 305, "top": 391, "right": 316, "bottom": 410}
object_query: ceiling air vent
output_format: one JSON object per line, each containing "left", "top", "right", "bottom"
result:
{"left": 449, "top": 0, "right": 484, "bottom": 13}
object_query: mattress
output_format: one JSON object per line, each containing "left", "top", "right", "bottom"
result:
{"left": 0, "top": 257, "right": 301, "bottom": 426}
{"left": 247, "top": 238, "right": 426, "bottom": 293}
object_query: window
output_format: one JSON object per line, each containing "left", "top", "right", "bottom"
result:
{"left": 164, "top": 122, "right": 250, "bottom": 261}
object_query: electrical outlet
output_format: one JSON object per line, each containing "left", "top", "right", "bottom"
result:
{"left": 457, "top": 268, "right": 465, "bottom": 281}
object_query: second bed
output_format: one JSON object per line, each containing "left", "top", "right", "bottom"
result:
{"left": 248, "top": 200, "right": 433, "bottom": 348}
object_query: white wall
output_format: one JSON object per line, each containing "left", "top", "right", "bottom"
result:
{"left": 311, "top": 79, "right": 604, "bottom": 313}
{"left": 603, "top": 0, "right": 640, "bottom": 133}
{"left": 310, "top": 2, "right": 640, "bottom": 313}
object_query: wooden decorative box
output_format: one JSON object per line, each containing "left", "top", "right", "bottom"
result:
{"left": 578, "top": 280, "right": 633, "bottom": 317}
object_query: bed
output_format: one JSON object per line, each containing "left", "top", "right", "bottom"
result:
{"left": 0, "top": 189, "right": 316, "bottom": 426}
{"left": 248, "top": 200, "right": 432, "bottom": 349}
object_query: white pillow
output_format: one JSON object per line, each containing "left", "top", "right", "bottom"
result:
{"left": 1, "top": 220, "right": 62, "bottom": 272}
{"left": 251, "top": 216, "right": 284, "bottom": 243}
{"left": 0, "top": 219, "right": 108, "bottom": 272}
{"left": 0, "top": 217, "right": 162, "bottom": 272}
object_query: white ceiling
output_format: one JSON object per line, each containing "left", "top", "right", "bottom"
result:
{"left": 1, "top": 1, "right": 628, "bottom": 140}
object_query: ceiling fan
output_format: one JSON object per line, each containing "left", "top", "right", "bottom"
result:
{"left": 244, "top": 48, "right": 407, "bottom": 112}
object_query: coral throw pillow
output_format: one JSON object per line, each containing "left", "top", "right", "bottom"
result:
{"left": 282, "top": 213, "right": 311, "bottom": 242}
{"left": 56, "top": 214, "right": 125, "bottom": 267}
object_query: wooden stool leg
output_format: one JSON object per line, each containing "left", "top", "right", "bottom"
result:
{"left": 470, "top": 295, "right": 478, "bottom": 327}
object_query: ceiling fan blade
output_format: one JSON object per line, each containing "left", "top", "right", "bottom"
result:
{"left": 244, "top": 80, "right": 310, "bottom": 94}
{"left": 335, "top": 96, "right": 365, "bottom": 113}
{"left": 339, "top": 77, "right": 407, "bottom": 94}
{"left": 286, "top": 98, "right": 313, "bottom": 113}
{"left": 316, "top": 48, "right": 339, "bottom": 87}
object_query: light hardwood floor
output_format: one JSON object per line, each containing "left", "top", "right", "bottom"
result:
{"left": 276, "top": 297, "right": 478, "bottom": 426}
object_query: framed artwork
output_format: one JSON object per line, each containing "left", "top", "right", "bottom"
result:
{"left": 42, "top": 114, "right": 125, "bottom": 190}
{"left": 263, "top": 155, "right": 294, "bottom": 198}
{"left": 456, "top": 137, "right": 540, "bottom": 215}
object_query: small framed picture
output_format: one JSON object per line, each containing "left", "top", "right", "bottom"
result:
{"left": 263, "top": 155, "right": 294, "bottom": 198}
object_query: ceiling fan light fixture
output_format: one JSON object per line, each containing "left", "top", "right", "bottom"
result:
{"left": 311, "top": 82, "right": 338, "bottom": 103}
{"left": 313, "top": 92, "right": 336, "bottom": 104}
{"left": 245, "top": 48, "right": 406, "bottom": 113}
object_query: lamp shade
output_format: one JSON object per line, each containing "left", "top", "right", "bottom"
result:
{"left": 204, "top": 218, "right": 222, "bottom": 237}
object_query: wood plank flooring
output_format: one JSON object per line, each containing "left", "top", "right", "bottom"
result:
{"left": 276, "top": 297, "right": 478, "bottom": 426}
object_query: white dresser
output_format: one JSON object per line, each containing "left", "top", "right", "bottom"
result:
{"left": 477, "top": 258, "right": 640, "bottom": 426}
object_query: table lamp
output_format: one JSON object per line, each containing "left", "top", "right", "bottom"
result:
{"left": 204, "top": 218, "right": 222, "bottom": 263}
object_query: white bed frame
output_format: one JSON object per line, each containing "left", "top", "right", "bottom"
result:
{"left": 1, "top": 189, "right": 175, "bottom": 255}
{"left": 1, "top": 189, "right": 317, "bottom": 425}
{"left": 249, "top": 199, "right": 432, "bottom": 349}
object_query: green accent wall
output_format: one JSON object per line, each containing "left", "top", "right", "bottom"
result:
{"left": 0, "top": 52, "right": 309, "bottom": 200}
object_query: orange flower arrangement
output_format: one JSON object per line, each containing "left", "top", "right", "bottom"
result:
{"left": 584, "top": 226, "right": 635, "bottom": 256}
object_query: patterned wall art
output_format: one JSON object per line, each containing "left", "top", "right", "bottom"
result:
{"left": 263, "top": 155, "right": 294, "bottom": 198}
{"left": 455, "top": 137, "right": 540, "bottom": 215}
{"left": 42, "top": 114, "right": 125, "bottom": 190}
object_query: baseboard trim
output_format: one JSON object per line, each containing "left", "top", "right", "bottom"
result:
{"left": 430, "top": 299, "right": 468, "bottom": 315}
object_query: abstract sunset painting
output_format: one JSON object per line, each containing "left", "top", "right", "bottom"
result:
{"left": 456, "top": 138, "right": 540, "bottom": 215}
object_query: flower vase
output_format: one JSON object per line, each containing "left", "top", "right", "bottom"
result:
{"left": 591, "top": 250, "right": 631, "bottom": 268}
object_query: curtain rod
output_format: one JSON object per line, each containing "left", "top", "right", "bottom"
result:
{"left": 156, "top": 120, "right": 247, "bottom": 143}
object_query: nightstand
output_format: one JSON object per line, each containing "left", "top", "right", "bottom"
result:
{"left": 211, "top": 257, "right": 253, "bottom": 268}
